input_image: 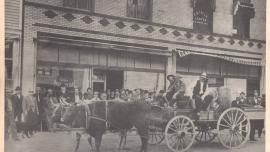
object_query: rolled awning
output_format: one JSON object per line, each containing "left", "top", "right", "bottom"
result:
{"left": 176, "top": 49, "right": 264, "bottom": 66}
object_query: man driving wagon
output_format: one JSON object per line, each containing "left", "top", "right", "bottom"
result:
{"left": 163, "top": 73, "right": 186, "bottom": 108}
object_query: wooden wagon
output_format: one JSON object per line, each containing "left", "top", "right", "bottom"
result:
{"left": 148, "top": 104, "right": 265, "bottom": 152}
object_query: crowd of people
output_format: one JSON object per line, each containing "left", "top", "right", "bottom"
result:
{"left": 5, "top": 72, "right": 265, "bottom": 143}
{"left": 231, "top": 90, "right": 265, "bottom": 141}
{"left": 4, "top": 85, "right": 162, "bottom": 141}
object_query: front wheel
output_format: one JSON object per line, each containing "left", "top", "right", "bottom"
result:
{"left": 217, "top": 108, "right": 250, "bottom": 149}
{"left": 165, "top": 115, "right": 196, "bottom": 152}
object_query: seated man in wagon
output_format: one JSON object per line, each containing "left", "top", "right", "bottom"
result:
{"left": 163, "top": 73, "right": 186, "bottom": 108}
{"left": 192, "top": 72, "right": 209, "bottom": 112}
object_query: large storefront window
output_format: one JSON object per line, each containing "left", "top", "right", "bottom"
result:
{"left": 36, "top": 65, "right": 91, "bottom": 93}
{"left": 37, "top": 43, "right": 167, "bottom": 93}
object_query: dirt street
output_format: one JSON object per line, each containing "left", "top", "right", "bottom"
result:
{"left": 5, "top": 131, "right": 265, "bottom": 152}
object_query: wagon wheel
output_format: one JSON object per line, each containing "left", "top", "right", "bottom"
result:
{"left": 195, "top": 123, "right": 216, "bottom": 143}
{"left": 217, "top": 108, "right": 250, "bottom": 149}
{"left": 148, "top": 121, "right": 164, "bottom": 145}
{"left": 165, "top": 115, "right": 196, "bottom": 152}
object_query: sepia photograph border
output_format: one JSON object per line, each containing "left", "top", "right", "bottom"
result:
{"left": 0, "top": 0, "right": 269, "bottom": 152}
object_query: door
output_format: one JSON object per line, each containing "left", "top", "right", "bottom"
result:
{"left": 106, "top": 70, "right": 124, "bottom": 90}
{"left": 92, "top": 69, "right": 106, "bottom": 92}
{"left": 246, "top": 79, "right": 260, "bottom": 97}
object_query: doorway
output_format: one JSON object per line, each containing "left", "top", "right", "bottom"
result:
{"left": 106, "top": 70, "right": 124, "bottom": 90}
{"left": 92, "top": 69, "right": 124, "bottom": 92}
{"left": 246, "top": 79, "right": 260, "bottom": 97}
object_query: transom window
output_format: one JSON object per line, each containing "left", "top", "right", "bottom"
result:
{"left": 127, "top": 0, "right": 152, "bottom": 20}
{"left": 63, "top": 0, "right": 94, "bottom": 10}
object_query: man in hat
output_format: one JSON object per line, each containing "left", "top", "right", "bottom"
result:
{"left": 5, "top": 91, "right": 20, "bottom": 140}
{"left": 192, "top": 72, "right": 208, "bottom": 113}
{"left": 57, "top": 84, "right": 71, "bottom": 106}
{"left": 22, "top": 89, "right": 39, "bottom": 137}
{"left": 164, "top": 73, "right": 186, "bottom": 107}
{"left": 11, "top": 86, "right": 24, "bottom": 123}
{"left": 71, "top": 86, "right": 83, "bottom": 104}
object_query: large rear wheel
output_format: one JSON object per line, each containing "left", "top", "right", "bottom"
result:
{"left": 165, "top": 115, "right": 196, "bottom": 152}
{"left": 217, "top": 108, "right": 250, "bottom": 149}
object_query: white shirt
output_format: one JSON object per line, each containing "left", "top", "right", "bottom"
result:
{"left": 199, "top": 81, "right": 204, "bottom": 95}
{"left": 75, "top": 94, "right": 80, "bottom": 103}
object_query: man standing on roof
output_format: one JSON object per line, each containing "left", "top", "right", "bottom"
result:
{"left": 164, "top": 73, "right": 186, "bottom": 107}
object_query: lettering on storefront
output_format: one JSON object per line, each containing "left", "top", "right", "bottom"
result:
{"left": 193, "top": 10, "right": 209, "bottom": 25}
{"left": 55, "top": 76, "right": 74, "bottom": 87}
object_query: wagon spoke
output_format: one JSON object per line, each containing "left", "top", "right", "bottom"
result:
{"left": 168, "top": 126, "right": 177, "bottom": 132}
{"left": 219, "top": 123, "right": 231, "bottom": 128}
{"left": 225, "top": 112, "right": 233, "bottom": 124}
{"left": 238, "top": 129, "right": 248, "bottom": 133}
{"left": 235, "top": 113, "right": 244, "bottom": 125}
{"left": 230, "top": 134, "right": 233, "bottom": 148}
{"left": 237, "top": 117, "right": 248, "bottom": 126}
{"left": 236, "top": 131, "right": 245, "bottom": 141}
{"left": 234, "top": 110, "right": 239, "bottom": 124}
{"left": 235, "top": 132, "right": 242, "bottom": 144}
{"left": 181, "top": 138, "right": 186, "bottom": 149}
{"left": 222, "top": 117, "right": 232, "bottom": 126}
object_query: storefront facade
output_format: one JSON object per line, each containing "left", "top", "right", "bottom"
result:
{"left": 21, "top": 0, "right": 265, "bottom": 96}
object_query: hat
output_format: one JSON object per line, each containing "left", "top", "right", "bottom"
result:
{"left": 167, "top": 73, "right": 176, "bottom": 80}
{"left": 15, "top": 86, "right": 21, "bottom": 91}
{"left": 175, "top": 74, "right": 183, "bottom": 79}
{"left": 240, "top": 92, "right": 245, "bottom": 95}
{"left": 200, "top": 72, "right": 207, "bottom": 79}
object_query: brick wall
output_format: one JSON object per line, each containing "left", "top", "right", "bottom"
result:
{"left": 213, "top": 0, "right": 233, "bottom": 35}
{"left": 152, "top": 0, "right": 193, "bottom": 29}
{"left": 250, "top": 0, "right": 266, "bottom": 40}
{"left": 95, "top": 0, "right": 127, "bottom": 17}
{"left": 26, "top": 0, "right": 266, "bottom": 39}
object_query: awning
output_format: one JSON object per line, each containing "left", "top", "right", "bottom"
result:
{"left": 176, "top": 49, "right": 264, "bottom": 66}
{"left": 35, "top": 33, "right": 171, "bottom": 56}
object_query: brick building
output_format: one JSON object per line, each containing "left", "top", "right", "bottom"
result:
{"left": 19, "top": 0, "right": 265, "bottom": 99}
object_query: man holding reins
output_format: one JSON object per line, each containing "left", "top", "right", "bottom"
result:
{"left": 163, "top": 73, "right": 186, "bottom": 107}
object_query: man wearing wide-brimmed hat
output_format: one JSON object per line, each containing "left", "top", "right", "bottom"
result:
{"left": 192, "top": 72, "right": 208, "bottom": 112}
{"left": 11, "top": 86, "right": 24, "bottom": 123}
{"left": 164, "top": 73, "right": 186, "bottom": 107}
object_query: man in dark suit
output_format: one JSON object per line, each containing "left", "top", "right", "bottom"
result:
{"left": 11, "top": 86, "right": 23, "bottom": 122}
{"left": 192, "top": 72, "right": 208, "bottom": 113}
{"left": 35, "top": 87, "right": 47, "bottom": 131}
